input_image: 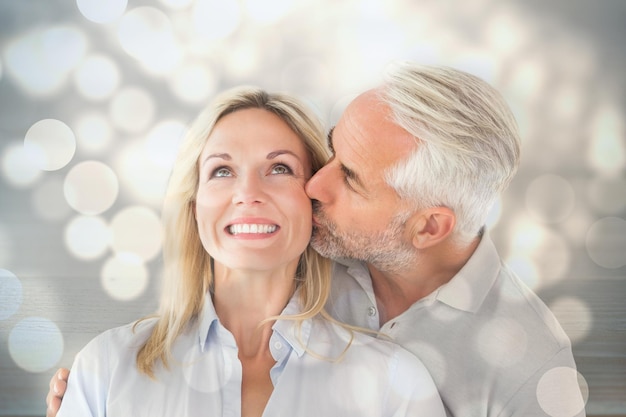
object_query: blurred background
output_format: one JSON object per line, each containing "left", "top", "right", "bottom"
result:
{"left": 0, "top": 0, "right": 624, "bottom": 415}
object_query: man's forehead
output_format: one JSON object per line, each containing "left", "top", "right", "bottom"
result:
{"left": 331, "top": 92, "right": 417, "bottom": 173}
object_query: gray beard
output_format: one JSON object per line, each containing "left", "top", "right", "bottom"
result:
{"left": 310, "top": 208, "right": 416, "bottom": 274}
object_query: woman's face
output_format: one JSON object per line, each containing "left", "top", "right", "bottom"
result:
{"left": 195, "top": 108, "right": 313, "bottom": 273}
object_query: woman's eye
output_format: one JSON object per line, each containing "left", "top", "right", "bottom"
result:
{"left": 211, "top": 167, "right": 232, "bottom": 178}
{"left": 271, "top": 164, "right": 292, "bottom": 175}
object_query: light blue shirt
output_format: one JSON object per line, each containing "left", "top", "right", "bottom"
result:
{"left": 58, "top": 292, "right": 445, "bottom": 417}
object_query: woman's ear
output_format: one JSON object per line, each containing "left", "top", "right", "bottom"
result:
{"left": 408, "top": 207, "right": 456, "bottom": 249}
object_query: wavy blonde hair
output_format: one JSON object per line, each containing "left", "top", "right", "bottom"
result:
{"left": 136, "top": 87, "right": 332, "bottom": 377}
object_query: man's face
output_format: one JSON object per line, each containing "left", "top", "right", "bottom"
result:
{"left": 305, "top": 90, "right": 418, "bottom": 272}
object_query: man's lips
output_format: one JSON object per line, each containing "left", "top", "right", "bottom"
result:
{"left": 311, "top": 215, "right": 322, "bottom": 227}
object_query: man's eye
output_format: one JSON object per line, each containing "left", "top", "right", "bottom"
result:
{"left": 343, "top": 175, "right": 356, "bottom": 191}
{"left": 271, "top": 164, "right": 292, "bottom": 175}
{"left": 211, "top": 167, "right": 232, "bottom": 178}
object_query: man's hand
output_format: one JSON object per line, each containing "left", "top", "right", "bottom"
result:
{"left": 46, "top": 368, "right": 70, "bottom": 417}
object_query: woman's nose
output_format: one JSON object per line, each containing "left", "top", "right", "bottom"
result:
{"left": 232, "top": 173, "right": 265, "bottom": 205}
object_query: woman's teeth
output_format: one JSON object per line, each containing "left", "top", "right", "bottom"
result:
{"left": 229, "top": 224, "right": 277, "bottom": 235}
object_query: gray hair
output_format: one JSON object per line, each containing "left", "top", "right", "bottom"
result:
{"left": 381, "top": 63, "right": 521, "bottom": 244}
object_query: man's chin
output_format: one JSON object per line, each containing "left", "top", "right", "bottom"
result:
{"left": 310, "top": 232, "right": 339, "bottom": 258}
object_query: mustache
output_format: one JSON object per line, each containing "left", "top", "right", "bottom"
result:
{"left": 311, "top": 199, "right": 321, "bottom": 215}
{"left": 311, "top": 200, "right": 328, "bottom": 228}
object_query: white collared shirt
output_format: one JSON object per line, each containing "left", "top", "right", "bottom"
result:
{"left": 58, "top": 292, "right": 445, "bottom": 417}
{"left": 327, "top": 232, "right": 586, "bottom": 417}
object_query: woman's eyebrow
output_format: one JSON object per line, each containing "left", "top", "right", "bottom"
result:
{"left": 267, "top": 149, "right": 302, "bottom": 162}
{"left": 201, "top": 153, "right": 231, "bottom": 167}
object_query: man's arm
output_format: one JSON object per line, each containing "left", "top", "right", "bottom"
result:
{"left": 46, "top": 368, "right": 70, "bottom": 417}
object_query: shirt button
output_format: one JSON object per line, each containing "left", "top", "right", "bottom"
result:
{"left": 367, "top": 306, "right": 377, "bottom": 317}
{"left": 274, "top": 341, "right": 283, "bottom": 350}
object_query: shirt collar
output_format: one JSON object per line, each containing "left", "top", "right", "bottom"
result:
{"left": 196, "top": 290, "right": 313, "bottom": 357}
{"left": 198, "top": 293, "right": 220, "bottom": 352}
{"left": 271, "top": 290, "right": 313, "bottom": 358}
{"left": 336, "top": 232, "right": 502, "bottom": 314}
{"left": 335, "top": 257, "right": 376, "bottom": 293}
{"left": 435, "top": 231, "right": 501, "bottom": 313}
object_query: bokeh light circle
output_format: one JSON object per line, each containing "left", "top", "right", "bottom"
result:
{"left": 115, "top": 139, "right": 171, "bottom": 206}
{"left": 8, "top": 317, "right": 64, "bottom": 373}
{"left": 1, "top": 141, "right": 43, "bottom": 187}
{"left": 0, "top": 269, "right": 23, "bottom": 320}
{"left": 220, "top": 39, "right": 265, "bottom": 80}
{"left": 587, "top": 177, "right": 626, "bottom": 215}
{"left": 31, "top": 176, "right": 72, "bottom": 221}
{"left": 64, "top": 215, "right": 111, "bottom": 260}
{"left": 144, "top": 120, "right": 186, "bottom": 169}
{"left": 64, "top": 160, "right": 119, "bottom": 215}
{"left": 4, "top": 26, "right": 87, "bottom": 96}
{"left": 536, "top": 367, "right": 587, "bottom": 417}
{"left": 192, "top": 0, "right": 241, "bottom": 40}
{"left": 73, "top": 111, "right": 114, "bottom": 155}
{"left": 476, "top": 317, "right": 528, "bottom": 368}
{"left": 588, "top": 106, "right": 625, "bottom": 176}
{"left": 158, "top": 0, "right": 194, "bottom": 10}
{"left": 117, "top": 6, "right": 182, "bottom": 74}
{"left": 117, "top": 7, "right": 172, "bottom": 58}
{"left": 280, "top": 57, "right": 330, "bottom": 103}
{"left": 549, "top": 297, "right": 592, "bottom": 344}
{"left": 508, "top": 221, "right": 571, "bottom": 288}
{"left": 525, "top": 174, "right": 575, "bottom": 224}
{"left": 101, "top": 253, "right": 149, "bottom": 301}
{"left": 170, "top": 64, "right": 218, "bottom": 104}
{"left": 74, "top": 54, "right": 121, "bottom": 100}
{"left": 24, "top": 119, "right": 76, "bottom": 171}
{"left": 585, "top": 216, "right": 626, "bottom": 269}
{"left": 76, "top": 0, "right": 127, "bottom": 24}
{"left": 109, "top": 86, "right": 156, "bottom": 133}
{"left": 244, "top": 0, "right": 293, "bottom": 24}
{"left": 110, "top": 206, "right": 162, "bottom": 261}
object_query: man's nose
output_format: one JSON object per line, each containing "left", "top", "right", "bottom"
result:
{"left": 305, "top": 163, "right": 330, "bottom": 202}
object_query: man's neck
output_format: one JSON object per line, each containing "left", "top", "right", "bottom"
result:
{"left": 368, "top": 236, "right": 481, "bottom": 325}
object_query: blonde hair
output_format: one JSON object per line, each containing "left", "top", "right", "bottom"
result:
{"left": 136, "top": 87, "right": 332, "bottom": 377}
{"left": 382, "top": 63, "right": 521, "bottom": 244}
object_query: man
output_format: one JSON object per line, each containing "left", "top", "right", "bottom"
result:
{"left": 47, "top": 63, "right": 585, "bottom": 416}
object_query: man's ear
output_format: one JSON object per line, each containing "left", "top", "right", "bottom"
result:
{"left": 407, "top": 207, "right": 456, "bottom": 249}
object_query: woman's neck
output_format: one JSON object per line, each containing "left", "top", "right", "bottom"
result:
{"left": 212, "top": 265, "right": 296, "bottom": 357}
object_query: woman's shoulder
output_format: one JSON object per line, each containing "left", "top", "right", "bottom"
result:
{"left": 101, "top": 316, "right": 158, "bottom": 342}
{"left": 77, "top": 317, "right": 159, "bottom": 361}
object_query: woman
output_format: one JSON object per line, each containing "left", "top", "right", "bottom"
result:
{"left": 56, "top": 87, "right": 445, "bottom": 417}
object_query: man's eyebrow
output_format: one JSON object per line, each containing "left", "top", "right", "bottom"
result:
{"left": 327, "top": 127, "right": 335, "bottom": 154}
{"left": 326, "top": 127, "right": 365, "bottom": 190}
{"left": 341, "top": 163, "right": 363, "bottom": 189}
